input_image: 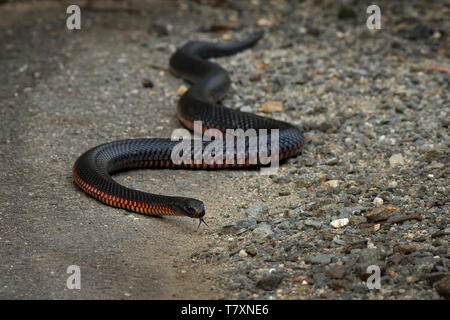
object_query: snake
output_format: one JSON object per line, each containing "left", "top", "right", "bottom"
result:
{"left": 72, "top": 32, "right": 304, "bottom": 226}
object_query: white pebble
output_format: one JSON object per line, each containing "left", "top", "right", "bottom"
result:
{"left": 388, "top": 180, "right": 398, "bottom": 188}
{"left": 330, "top": 218, "right": 349, "bottom": 228}
{"left": 325, "top": 180, "right": 340, "bottom": 188}
{"left": 238, "top": 249, "right": 248, "bottom": 258}
{"left": 389, "top": 153, "right": 405, "bottom": 167}
{"left": 373, "top": 197, "right": 384, "bottom": 206}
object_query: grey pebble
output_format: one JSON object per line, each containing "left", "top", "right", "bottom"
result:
{"left": 245, "top": 205, "right": 269, "bottom": 222}
{"left": 307, "top": 253, "right": 332, "bottom": 265}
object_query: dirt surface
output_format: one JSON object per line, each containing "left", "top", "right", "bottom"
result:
{"left": 0, "top": 0, "right": 225, "bottom": 299}
{"left": 0, "top": 0, "right": 449, "bottom": 300}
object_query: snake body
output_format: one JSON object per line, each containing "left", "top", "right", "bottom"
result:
{"left": 73, "top": 32, "right": 304, "bottom": 221}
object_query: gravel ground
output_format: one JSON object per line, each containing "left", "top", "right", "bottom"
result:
{"left": 1, "top": 0, "right": 449, "bottom": 300}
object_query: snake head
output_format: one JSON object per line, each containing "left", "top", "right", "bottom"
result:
{"left": 171, "top": 198, "right": 205, "bottom": 218}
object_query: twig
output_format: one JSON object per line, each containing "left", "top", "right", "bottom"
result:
{"left": 388, "top": 213, "right": 424, "bottom": 224}
{"left": 361, "top": 213, "right": 424, "bottom": 228}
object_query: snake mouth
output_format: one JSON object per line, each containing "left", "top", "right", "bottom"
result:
{"left": 170, "top": 199, "right": 205, "bottom": 218}
{"left": 189, "top": 205, "right": 206, "bottom": 218}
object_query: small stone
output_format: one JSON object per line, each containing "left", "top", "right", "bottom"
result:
{"left": 240, "top": 105, "right": 253, "bottom": 112}
{"left": 296, "top": 173, "right": 319, "bottom": 188}
{"left": 246, "top": 246, "right": 258, "bottom": 257}
{"left": 177, "top": 85, "right": 188, "bottom": 96}
{"left": 388, "top": 181, "right": 398, "bottom": 189}
{"left": 330, "top": 218, "right": 349, "bottom": 228}
{"left": 429, "top": 161, "right": 444, "bottom": 169}
{"left": 307, "top": 254, "right": 332, "bottom": 265}
{"left": 325, "top": 157, "right": 339, "bottom": 165}
{"left": 238, "top": 249, "right": 248, "bottom": 258}
{"left": 245, "top": 205, "right": 269, "bottom": 222}
{"left": 257, "top": 18, "right": 274, "bottom": 27}
{"left": 434, "top": 276, "right": 450, "bottom": 299}
{"left": 258, "top": 101, "right": 283, "bottom": 113}
{"left": 252, "top": 223, "right": 273, "bottom": 240}
{"left": 389, "top": 153, "right": 405, "bottom": 167}
{"left": 304, "top": 219, "right": 322, "bottom": 229}
{"left": 256, "top": 274, "right": 283, "bottom": 290}
{"left": 347, "top": 186, "right": 360, "bottom": 195}
{"left": 318, "top": 173, "right": 327, "bottom": 183}
{"left": 394, "top": 243, "right": 420, "bottom": 255}
{"left": 333, "top": 237, "right": 346, "bottom": 246}
{"left": 373, "top": 197, "right": 384, "bottom": 206}
{"left": 325, "top": 265, "right": 347, "bottom": 279}
{"left": 349, "top": 216, "right": 367, "bottom": 227}
{"left": 325, "top": 180, "right": 340, "bottom": 188}
{"left": 365, "top": 207, "right": 390, "bottom": 222}
{"left": 220, "top": 219, "right": 256, "bottom": 234}
{"left": 328, "top": 279, "right": 352, "bottom": 290}
{"left": 249, "top": 73, "right": 263, "bottom": 82}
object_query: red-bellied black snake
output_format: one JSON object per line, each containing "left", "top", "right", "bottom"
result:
{"left": 72, "top": 32, "right": 304, "bottom": 225}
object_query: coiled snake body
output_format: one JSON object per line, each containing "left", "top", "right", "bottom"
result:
{"left": 73, "top": 32, "right": 304, "bottom": 223}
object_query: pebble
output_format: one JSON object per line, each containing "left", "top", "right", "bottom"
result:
{"left": 296, "top": 173, "right": 319, "bottom": 188}
{"left": 349, "top": 216, "right": 367, "bottom": 227}
{"left": 177, "top": 85, "right": 187, "bottom": 96}
{"left": 325, "top": 180, "right": 340, "bottom": 188}
{"left": 245, "top": 205, "right": 269, "bottom": 222}
{"left": 256, "top": 274, "right": 283, "bottom": 291}
{"left": 365, "top": 207, "right": 390, "bottom": 222}
{"left": 252, "top": 223, "right": 274, "bottom": 240}
{"left": 389, "top": 154, "right": 405, "bottom": 167}
{"left": 307, "top": 254, "right": 332, "bottom": 265}
{"left": 240, "top": 105, "right": 253, "bottom": 113}
{"left": 249, "top": 73, "right": 263, "bottom": 82}
{"left": 373, "top": 197, "right": 384, "bottom": 206}
{"left": 325, "top": 265, "right": 347, "bottom": 279}
{"left": 388, "top": 181, "right": 398, "bottom": 189}
{"left": 220, "top": 219, "right": 256, "bottom": 234}
{"left": 325, "top": 157, "right": 339, "bottom": 166}
{"left": 258, "top": 101, "right": 283, "bottom": 113}
{"left": 394, "top": 243, "right": 420, "bottom": 255}
{"left": 238, "top": 249, "right": 248, "bottom": 258}
{"left": 330, "top": 218, "right": 349, "bottom": 228}
{"left": 304, "top": 219, "right": 322, "bottom": 229}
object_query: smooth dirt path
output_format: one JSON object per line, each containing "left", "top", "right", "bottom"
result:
{"left": 0, "top": 0, "right": 228, "bottom": 299}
